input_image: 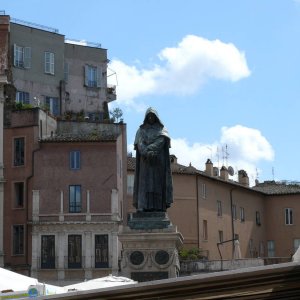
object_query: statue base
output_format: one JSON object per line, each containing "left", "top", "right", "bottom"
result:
{"left": 128, "top": 211, "right": 171, "bottom": 230}
{"left": 118, "top": 218, "right": 183, "bottom": 282}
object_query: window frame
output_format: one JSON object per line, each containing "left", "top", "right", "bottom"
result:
{"left": 13, "top": 44, "right": 31, "bottom": 69}
{"left": 218, "top": 230, "right": 223, "bottom": 243}
{"left": 68, "top": 235, "right": 82, "bottom": 268}
{"left": 203, "top": 220, "right": 208, "bottom": 241}
{"left": 70, "top": 151, "right": 81, "bottom": 170}
{"left": 84, "top": 65, "right": 101, "bottom": 88}
{"left": 256, "top": 211, "right": 261, "bottom": 226}
{"left": 44, "top": 51, "right": 55, "bottom": 75}
{"left": 13, "top": 137, "right": 25, "bottom": 166}
{"left": 240, "top": 207, "right": 245, "bottom": 222}
{"left": 69, "top": 185, "right": 82, "bottom": 213}
{"left": 41, "top": 235, "right": 55, "bottom": 269}
{"left": 12, "top": 225, "right": 24, "bottom": 255}
{"left": 217, "top": 200, "right": 222, "bottom": 217}
{"left": 14, "top": 182, "right": 25, "bottom": 208}
{"left": 232, "top": 204, "right": 237, "bottom": 220}
{"left": 285, "top": 208, "right": 293, "bottom": 225}
{"left": 95, "top": 234, "right": 109, "bottom": 268}
{"left": 16, "top": 91, "right": 30, "bottom": 104}
{"left": 267, "top": 240, "right": 275, "bottom": 257}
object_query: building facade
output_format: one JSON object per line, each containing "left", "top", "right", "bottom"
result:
{"left": 127, "top": 156, "right": 300, "bottom": 261}
{"left": 0, "top": 14, "right": 126, "bottom": 284}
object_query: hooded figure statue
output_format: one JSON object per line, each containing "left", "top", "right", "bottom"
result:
{"left": 133, "top": 107, "right": 173, "bottom": 212}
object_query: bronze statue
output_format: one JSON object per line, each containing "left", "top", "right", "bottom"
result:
{"left": 133, "top": 107, "right": 173, "bottom": 212}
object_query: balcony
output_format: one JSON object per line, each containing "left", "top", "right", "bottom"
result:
{"left": 107, "top": 84, "right": 116, "bottom": 102}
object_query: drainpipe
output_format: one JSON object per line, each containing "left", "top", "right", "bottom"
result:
{"left": 196, "top": 175, "right": 200, "bottom": 249}
{"left": 230, "top": 188, "right": 235, "bottom": 258}
{"left": 26, "top": 140, "right": 41, "bottom": 275}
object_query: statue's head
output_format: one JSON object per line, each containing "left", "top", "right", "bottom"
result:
{"left": 143, "top": 107, "right": 163, "bottom": 126}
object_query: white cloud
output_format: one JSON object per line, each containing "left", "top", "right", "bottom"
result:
{"left": 170, "top": 125, "right": 274, "bottom": 186}
{"left": 108, "top": 35, "right": 251, "bottom": 107}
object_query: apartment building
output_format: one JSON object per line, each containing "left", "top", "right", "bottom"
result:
{"left": 127, "top": 156, "right": 300, "bottom": 261}
{"left": 0, "top": 14, "right": 126, "bottom": 284}
{"left": 5, "top": 15, "right": 116, "bottom": 118}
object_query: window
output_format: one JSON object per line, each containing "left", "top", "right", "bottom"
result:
{"left": 249, "top": 239, "right": 254, "bottom": 258}
{"left": 14, "top": 137, "right": 25, "bottom": 166}
{"left": 70, "top": 151, "right": 80, "bottom": 170}
{"left": 267, "top": 240, "right": 275, "bottom": 257}
{"left": 203, "top": 220, "right": 208, "bottom": 241}
{"left": 201, "top": 183, "right": 206, "bottom": 199}
{"left": 84, "top": 65, "right": 101, "bottom": 87}
{"left": 41, "top": 235, "right": 55, "bottom": 269}
{"left": 217, "top": 201, "right": 222, "bottom": 217}
{"left": 285, "top": 208, "right": 293, "bottom": 225}
{"left": 68, "top": 235, "right": 82, "bottom": 268}
{"left": 44, "top": 52, "right": 55, "bottom": 74}
{"left": 45, "top": 96, "right": 59, "bottom": 116}
{"left": 13, "top": 44, "right": 31, "bottom": 68}
{"left": 232, "top": 204, "right": 237, "bottom": 220}
{"left": 259, "top": 241, "right": 265, "bottom": 257}
{"left": 16, "top": 91, "right": 30, "bottom": 104}
{"left": 218, "top": 230, "right": 223, "bottom": 243}
{"left": 13, "top": 225, "right": 24, "bottom": 255}
{"left": 293, "top": 239, "right": 300, "bottom": 254}
{"left": 69, "top": 185, "right": 81, "bottom": 213}
{"left": 95, "top": 235, "right": 109, "bottom": 268}
{"left": 256, "top": 211, "right": 261, "bottom": 226}
{"left": 14, "top": 182, "right": 24, "bottom": 208}
{"left": 127, "top": 174, "right": 134, "bottom": 195}
{"left": 240, "top": 207, "right": 245, "bottom": 222}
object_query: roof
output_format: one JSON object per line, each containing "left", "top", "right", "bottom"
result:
{"left": 127, "top": 157, "right": 200, "bottom": 175}
{"left": 253, "top": 181, "right": 300, "bottom": 195}
{"left": 41, "top": 133, "right": 118, "bottom": 143}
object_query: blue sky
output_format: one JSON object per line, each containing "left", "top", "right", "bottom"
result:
{"left": 3, "top": 0, "right": 300, "bottom": 185}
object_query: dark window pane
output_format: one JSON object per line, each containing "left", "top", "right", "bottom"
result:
{"left": 95, "top": 235, "right": 108, "bottom": 268}
{"left": 68, "top": 235, "right": 82, "bottom": 268}
{"left": 41, "top": 235, "right": 55, "bottom": 269}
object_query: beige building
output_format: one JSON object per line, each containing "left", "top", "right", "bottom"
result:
{"left": 127, "top": 156, "right": 300, "bottom": 261}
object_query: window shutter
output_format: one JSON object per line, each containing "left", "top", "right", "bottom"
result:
{"left": 50, "top": 53, "right": 55, "bottom": 75}
{"left": 24, "top": 47, "right": 31, "bottom": 69}
{"left": 13, "top": 44, "right": 17, "bottom": 66}
{"left": 44, "top": 52, "right": 48, "bottom": 73}
{"left": 97, "top": 67, "right": 102, "bottom": 87}
{"left": 84, "top": 65, "right": 89, "bottom": 86}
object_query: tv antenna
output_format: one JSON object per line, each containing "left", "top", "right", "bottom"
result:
{"left": 222, "top": 144, "right": 229, "bottom": 167}
{"left": 228, "top": 166, "right": 234, "bottom": 176}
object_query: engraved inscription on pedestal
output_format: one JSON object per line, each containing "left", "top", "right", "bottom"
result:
{"left": 131, "top": 271, "right": 168, "bottom": 282}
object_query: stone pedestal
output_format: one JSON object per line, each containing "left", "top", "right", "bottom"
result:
{"left": 119, "top": 212, "right": 183, "bottom": 282}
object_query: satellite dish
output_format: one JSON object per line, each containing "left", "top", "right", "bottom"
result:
{"left": 228, "top": 166, "right": 234, "bottom": 176}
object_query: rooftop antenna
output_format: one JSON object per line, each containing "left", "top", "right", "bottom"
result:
{"left": 272, "top": 167, "right": 275, "bottom": 181}
{"left": 216, "top": 146, "right": 220, "bottom": 169}
{"left": 222, "top": 144, "right": 229, "bottom": 167}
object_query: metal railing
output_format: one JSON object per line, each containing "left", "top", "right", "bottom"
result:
{"left": 11, "top": 18, "right": 59, "bottom": 33}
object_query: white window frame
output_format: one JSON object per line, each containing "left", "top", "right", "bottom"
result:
{"left": 13, "top": 44, "right": 31, "bottom": 69}
{"left": 85, "top": 65, "right": 101, "bottom": 87}
{"left": 285, "top": 208, "right": 293, "bottom": 225}
{"left": 45, "top": 52, "right": 55, "bottom": 75}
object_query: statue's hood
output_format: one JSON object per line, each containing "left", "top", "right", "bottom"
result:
{"left": 142, "top": 107, "right": 164, "bottom": 126}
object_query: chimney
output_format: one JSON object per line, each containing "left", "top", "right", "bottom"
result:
{"left": 205, "top": 159, "right": 213, "bottom": 176}
{"left": 238, "top": 170, "right": 249, "bottom": 187}
{"left": 220, "top": 166, "right": 228, "bottom": 181}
